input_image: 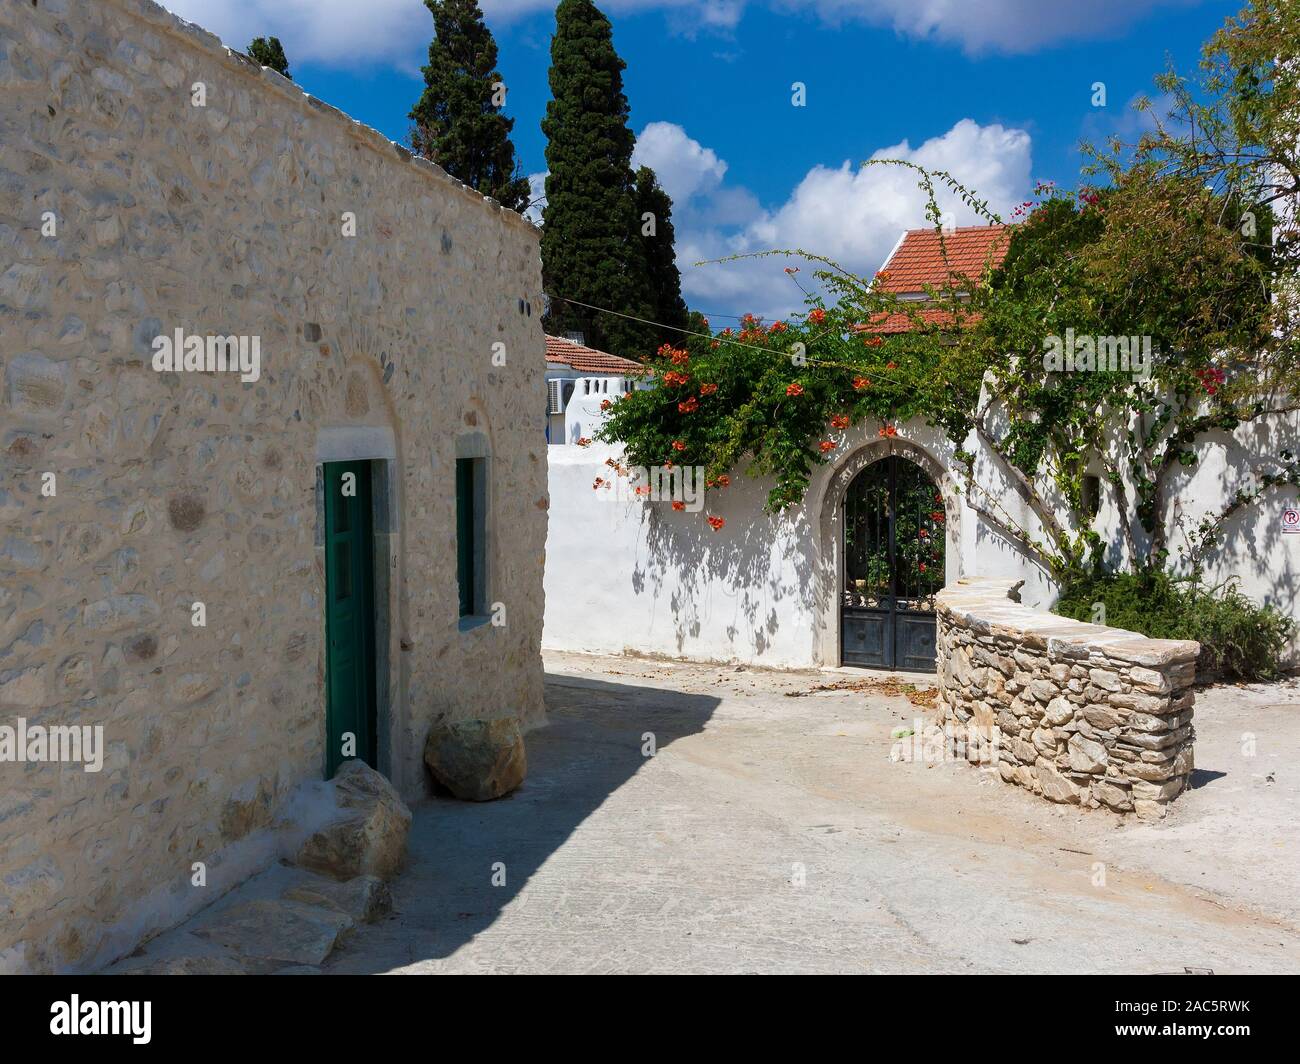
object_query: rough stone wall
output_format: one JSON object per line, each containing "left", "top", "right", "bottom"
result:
{"left": 0, "top": 0, "right": 546, "bottom": 972}
{"left": 936, "top": 580, "right": 1198, "bottom": 821}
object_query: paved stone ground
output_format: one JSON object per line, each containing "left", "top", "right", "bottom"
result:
{"left": 325, "top": 652, "right": 1300, "bottom": 974}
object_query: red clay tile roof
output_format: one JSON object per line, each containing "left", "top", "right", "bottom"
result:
{"left": 876, "top": 225, "right": 1011, "bottom": 295}
{"left": 855, "top": 308, "right": 984, "bottom": 335}
{"left": 545, "top": 335, "right": 648, "bottom": 376}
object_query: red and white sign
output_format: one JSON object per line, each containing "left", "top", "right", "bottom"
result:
{"left": 1284, "top": 508, "right": 1300, "bottom": 535}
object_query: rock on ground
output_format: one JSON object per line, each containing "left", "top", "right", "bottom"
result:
{"left": 282, "top": 875, "right": 392, "bottom": 923}
{"left": 107, "top": 812, "right": 402, "bottom": 975}
{"left": 424, "top": 718, "right": 527, "bottom": 801}
{"left": 296, "top": 760, "right": 412, "bottom": 880}
{"left": 191, "top": 899, "right": 354, "bottom": 972}
{"left": 116, "top": 953, "right": 247, "bottom": 976}
{"left": 322, "top": 653, "right": 1300, "bottom": 974}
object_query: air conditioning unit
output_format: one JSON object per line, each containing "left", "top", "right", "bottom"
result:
{"left": 547, "top": 379, "right": 575, "bottom": 416}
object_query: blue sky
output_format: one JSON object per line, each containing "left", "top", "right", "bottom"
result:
{"left": 166, "top": 0, "right": 1242, "bottom": 320}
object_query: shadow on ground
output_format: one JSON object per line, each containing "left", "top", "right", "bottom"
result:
{"left": 325, "top": 672, "right": 720, "bottom": 972}
{"left": 1188, "top": 767, "right": 1228, "bottom": 789}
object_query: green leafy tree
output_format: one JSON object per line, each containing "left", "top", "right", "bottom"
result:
{"left": 597, "top": 0, "right": 1300, "bottom": 584}
{"left": 635, "top": 165, "right": 689, "bottom": 346}
{"left": 247, "top": 36, "right": 290, "bottom": 79}
{"left": 541, "top": 0, "right": 655, "bottom": 360}
{"left": 408, "top": 0, "right": 529, "bottom": 211}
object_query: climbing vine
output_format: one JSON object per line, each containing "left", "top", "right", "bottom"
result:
{"left": 597, "top": 0, "right": 1300, "bottom": 584}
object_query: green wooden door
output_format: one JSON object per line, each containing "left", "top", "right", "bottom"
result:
{"left": 323, "top": 460, "right": 377, "bottom": 777}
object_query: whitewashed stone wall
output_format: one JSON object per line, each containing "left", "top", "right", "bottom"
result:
{"left": 0, "top": 0, "right": 547, "bottom": 972}
{"left": 544, "top": 426, "right": 968, "bottom": 667}
{"left": 936, "top": 580, "right": 1198, "bottom": 820}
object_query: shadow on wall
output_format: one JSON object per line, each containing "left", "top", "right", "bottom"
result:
{"left": 1166, "top": 419, "right": 1299, "bottom": 621}
{"left": 969, "top": 424, "right": 1060, "bottom": 611}
{"left": 327, "top": 673, "right": 721, "bottom": 971}
{"left": 634, "top": 475, "right": 818, "bottom": 658}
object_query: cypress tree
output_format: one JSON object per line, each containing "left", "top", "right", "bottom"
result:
{"left": 634, "top": 165, "right": 689, "bottom": 345}
{"left": 247, "top": 36, "right": 291, "bottom": 79}
{"left": 541, "top": 0, "right": 656, "bottom": 360}
{"left": 409, "top": 0, "right": 530, "bottom": 212}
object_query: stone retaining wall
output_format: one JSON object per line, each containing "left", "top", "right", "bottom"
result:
{"left": 936, "top": 579, "right": 1198, "bottom": 820}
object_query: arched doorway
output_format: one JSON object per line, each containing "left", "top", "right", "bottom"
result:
{"left": 841, "top": 455, "right": 946, "bottom": 671}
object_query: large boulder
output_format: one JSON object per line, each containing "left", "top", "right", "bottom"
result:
{"left": 424, "top": 718, "right": 526, "bottom": 801}
{"left": 295, "top": 760, "right": 411, "bottom": 881}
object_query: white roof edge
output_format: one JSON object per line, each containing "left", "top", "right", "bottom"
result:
{"left": 877, "top": 230, "right": 909, "bottom": 277}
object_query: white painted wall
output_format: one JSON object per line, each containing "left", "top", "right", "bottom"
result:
{"left": 545, "top": 441, "right": 817, "bottom": 666}
{"left": 544, "top": 367, "right": 578, "bottom": 444}
{"left": 545, "top": 368, "right": 643, "bottom": 444}
{"left": 1163, "top": 413, "right": 1300, "bottom": 621}
{"left": 563, "top": 376, "right": 634, "bottom": 444}
{"left": 544, "top": 410, "right": 1300, "bottom": 668}
{"left": 544, "top": 418, "right": 1039, "bottom": 666}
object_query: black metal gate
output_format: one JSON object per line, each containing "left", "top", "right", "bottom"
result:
{"left": 841, "top": 455, "right": 945, "bottom": 671}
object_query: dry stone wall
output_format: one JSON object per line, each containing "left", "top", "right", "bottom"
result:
{"left": 936, "top": 580, "right": 1198, "bottom": 821}
{"left": 1, "top": 0, "right": 547, "bottom": 972}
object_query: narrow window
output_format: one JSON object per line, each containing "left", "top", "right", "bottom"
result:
{"left": 455, "top": 457, "right": 487, "bottom": 618}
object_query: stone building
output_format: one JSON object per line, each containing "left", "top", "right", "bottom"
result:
{"left": 0, "top": 0, "right": 547, "bottom": 972}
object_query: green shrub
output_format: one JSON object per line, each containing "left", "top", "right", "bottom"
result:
{"left": 1054, "top": 571, "right": 1296, "bottom": 683}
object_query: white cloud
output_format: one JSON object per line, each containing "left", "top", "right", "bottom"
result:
{"left": 631, "top": 122, "right": 728, "bottom": 206}
{"left": 648, "top": 119, "right": 1032, "bottom": 321}
{"left": 782, "top": 0, "right": 1199, "bottom": 55}
{"left": 161, "top": 0, "right": 1196, "bottom": 68}
{"left": 161, "top": 0, "right": 429, "bottom": 67}
{"left": 160, "top": 0, "right": 742, "bottom": 69}
{"left": 523, "top": 171, "right": 548, "bottom": 226}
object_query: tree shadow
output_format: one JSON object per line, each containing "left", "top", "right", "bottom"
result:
{"left": 1166, "top": 418, "right": 1298, "bottom": 620}
{"left": 325, "top": 672, "right": 720, "bottom": 972}
{"left": 631, "top": 472, "right": 818, "bottom": 660}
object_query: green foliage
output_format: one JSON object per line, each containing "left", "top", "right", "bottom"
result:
{"left": 600, "top": 161, "right": 1294, "bottom": 579}
{"left": 1054, "top": 571, "right": 1295, "bottom": 682}
{"left": 634, "top": 166, "right": 688, "bottom": 346}
{"left": 844, "top": 460, "right": 946, "bottom": 599}
{"left": 409, "top": 0, "right": 530, "bottom": 211}
{"left": 1107, "top": 0, "right": 1300, "bottom": 280}
{"left": 247, "top": 36, "right": 290, "bottom": 79}
{"left": 970, "top": 173, "right": 1284, "bottom": 574}
{"left": 594, "top": 303, "right": 933, "bottom": 510}
{"left": 596, "top": 0, "right": 1299, "bottom": 609}
{"left": 540, "top": 0, "right": 656, "bottom": 360}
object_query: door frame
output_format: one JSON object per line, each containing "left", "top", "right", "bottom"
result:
{"left": 323, "top": 459, "right": 378, "bottom": 775}
{"left": 315, "top": 427, "right": 399, "bottom": 785}
{"left": 814, "top": 437, "right": 960, "bottom": 669}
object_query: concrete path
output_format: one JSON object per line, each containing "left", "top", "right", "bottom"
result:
{"left": 326, "top": 652, "right": 1300, "bottom": 974}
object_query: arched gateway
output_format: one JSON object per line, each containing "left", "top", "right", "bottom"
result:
{"left": 816, "top": 439, "right": 956, "bottom": 673}
{"left": 840, "top": 455, "right": 946, "bottom": 670}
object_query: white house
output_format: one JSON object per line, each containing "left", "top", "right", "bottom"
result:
{"left": 545, "top": 334, "right": 649, "bottom": 444}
